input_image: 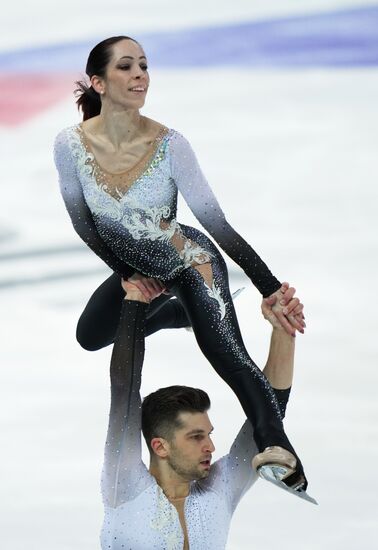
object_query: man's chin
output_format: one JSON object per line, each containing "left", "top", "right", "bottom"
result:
{"left": 197, "top": 467, "right": 211, "bottom": 480}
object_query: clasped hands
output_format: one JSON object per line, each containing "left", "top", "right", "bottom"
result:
{"left": 122, "top": 273, "right": 305, "bottom": 337}
{"left": 262, "top": 282, "right": 305, "bottom": 336}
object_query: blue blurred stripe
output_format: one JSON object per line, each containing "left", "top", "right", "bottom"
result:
{"left": 1, "top": 5, "right": 378, "bottom": 71}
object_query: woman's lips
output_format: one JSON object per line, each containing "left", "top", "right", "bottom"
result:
{"left": 128, "top": 86, "right": 147, "bottom": 93}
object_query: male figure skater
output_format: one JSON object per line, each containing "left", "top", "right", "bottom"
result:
{"left": 100, "top": 281, "right": 299, "bottom": 550}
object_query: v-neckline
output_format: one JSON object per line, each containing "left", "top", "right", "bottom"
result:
{"left": 76, "top": 124, "right": 170, "bottom": 199}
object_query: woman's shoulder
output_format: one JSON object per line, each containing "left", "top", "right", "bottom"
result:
{"left": 54, "top": 123, "right": 81, "bottom": 146}
{"left": 56, "top": 122, "right": 81, "bottom": 138}
{"left": 164, "top": 127, "right": 194, "bottom": 155}
{"left": 53, "top": 124, "right": 82, "bottom": 167}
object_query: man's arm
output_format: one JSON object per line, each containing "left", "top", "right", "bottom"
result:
{"left": 261, "top": 288, "right": 296, "bottom": 418}
{"left": 101, "top": 297, "right": 149, "bottom": 508}
{"left": 263, "top": 329, "right": 294, "bottom": 388}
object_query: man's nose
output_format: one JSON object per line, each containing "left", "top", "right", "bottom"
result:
{"left": 205, "top": 437, "right": 215, "bottom": 453}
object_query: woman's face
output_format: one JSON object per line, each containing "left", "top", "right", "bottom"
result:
{"left": 95, "top": 39, "right": 150, "bottom": 110}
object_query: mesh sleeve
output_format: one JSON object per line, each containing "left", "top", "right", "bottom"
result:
{"left": 221, "top": 388, "right": 291, "bottom": 509}
{"left": 273, "top": 387, "right": 291, "bottom": 419}
{"left": 101, "top": 300, "right": 150, "bottom": 507}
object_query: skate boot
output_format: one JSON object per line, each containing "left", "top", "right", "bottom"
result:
{"left": 252, "top": 446, "right": 318, "bottom": 505}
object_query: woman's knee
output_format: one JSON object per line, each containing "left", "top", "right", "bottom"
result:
{"left": 76, "top": 315, "right": 102, "bottom": 351}
{"left": 75, "top": 274, "right": 124, "bottom": 351}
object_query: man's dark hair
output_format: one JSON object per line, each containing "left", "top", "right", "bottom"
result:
{"left": 141, "top": 385, "right": 211, "bottom": 453}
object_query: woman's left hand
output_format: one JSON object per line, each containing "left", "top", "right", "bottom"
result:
{"left": 267, "top": 282, "right": 306, "bottom": 336}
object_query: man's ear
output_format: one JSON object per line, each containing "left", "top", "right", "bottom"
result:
{"left": 150, "top": 437, "right": 169, "bottom": 458}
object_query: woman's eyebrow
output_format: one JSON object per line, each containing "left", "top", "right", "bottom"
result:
{"left": 119, "top": 55, "right": 147, "bottom": 60}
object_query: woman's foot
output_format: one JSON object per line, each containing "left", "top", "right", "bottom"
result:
{"left": 252, "top": 446, "right": 307, "bottom": 491}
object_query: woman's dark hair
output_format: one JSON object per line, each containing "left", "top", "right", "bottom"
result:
{"left": 142, "top": 386, "right": 211, "bottom": 453}
{"left": 75, "top": 35, "right": 139, "bottom": 121}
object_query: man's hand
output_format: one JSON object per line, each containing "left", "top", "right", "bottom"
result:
{"left": 262, "top": 284, "right": 297, "bottom": 389}
{"left": 121, "top": 279, "right": 150, "bottom": 303}
{"left": 264, "top": 282, "right": 305, "bottom": 336}
{"left": 124, "top": 272, "right": 168, "bottom": 302}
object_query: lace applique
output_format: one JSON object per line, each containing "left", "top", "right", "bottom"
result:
{"left": 66, "top": 126, "right": 97, "bottom": 183}
{"left": 179, "top": 239, "right": 213, "bottom": 268}
{"left": 85, "top": 185, "right": 179, "bottom": 242}
{"left": 204, "top": 281, "right": 228, "bottom": 320}
{"left": 150, "top": 488, "right": 182, "bottom": 550}
{"left": 123, "top": 199, "right": 178, "bottom": 242}
{"left": 85, "top": 183, "right": 124, "bottom": 222}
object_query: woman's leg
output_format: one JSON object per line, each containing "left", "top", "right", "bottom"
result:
{"left": 76, "top": 272, "right": 190, "bottom": 351}
{"left": 167, "top": 252, "right": 300, "bottom": 463}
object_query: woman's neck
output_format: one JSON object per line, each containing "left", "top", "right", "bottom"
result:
{"left": 92, "top": 105, "right": 145, "bottom": 149}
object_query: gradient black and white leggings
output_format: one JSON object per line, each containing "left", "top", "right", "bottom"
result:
{"left": 77, "top": 235, "right": 300, "bottom": 467}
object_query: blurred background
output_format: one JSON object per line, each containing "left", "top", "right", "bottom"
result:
{"left": 1, "top": 1, "right": 378, "bottom": 548}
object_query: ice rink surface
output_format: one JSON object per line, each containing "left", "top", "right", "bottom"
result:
{"left": 1, "top": 1, "right": 378, "bottom": 549}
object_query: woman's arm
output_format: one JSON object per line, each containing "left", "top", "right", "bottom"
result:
{"left": 169, "top": 131, "right": 281, "bottom": 297}
{"left": 169, "top": 132, "right": 305, "bottom": 333}
{"left": 53, "top": 129, "right": 135, "bottom": 280}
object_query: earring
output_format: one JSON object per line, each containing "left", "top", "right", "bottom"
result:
{"left": 100, "top": 90, "right": 105, "bottom": 95}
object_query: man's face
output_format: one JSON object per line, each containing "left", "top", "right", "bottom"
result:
{"left": 166, "top": 411, "right": 215, "bottom": 481}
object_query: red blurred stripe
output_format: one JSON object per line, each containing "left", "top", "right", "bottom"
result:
{"left": 0, "top": 74, "right": 76, "bottom": 126}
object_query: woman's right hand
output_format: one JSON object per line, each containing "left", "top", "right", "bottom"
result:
{"left": 122, "top": 272, "right": 168, "bottom": 302}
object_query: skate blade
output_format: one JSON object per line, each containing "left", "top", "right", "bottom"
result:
{"left": 258, "top": 465, "right": 318, "bottom": 505}
{"left": 231, "top": 287, "right": 245, "bottom": 299}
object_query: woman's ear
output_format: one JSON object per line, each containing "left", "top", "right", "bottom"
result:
{"left": 90, "top": 75, "right": 105, "bottom": 95}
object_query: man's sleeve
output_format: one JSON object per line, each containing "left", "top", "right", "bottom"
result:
{"left": 217, "top": 388, "right": 292, "bottom": 510}
{"left": 220, "top": 420, "right": 259, "bottom": 511}
{"left": 101, "top": 300, "right": 150, "bottom": 508}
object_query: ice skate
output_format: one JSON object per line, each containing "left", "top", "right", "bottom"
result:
{"left": 252, "top": 446, "right": 318, "bottom": 505}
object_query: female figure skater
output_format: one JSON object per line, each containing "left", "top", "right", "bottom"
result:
{"left": 54, "top": 35, "right": 309, "bottom": 493}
